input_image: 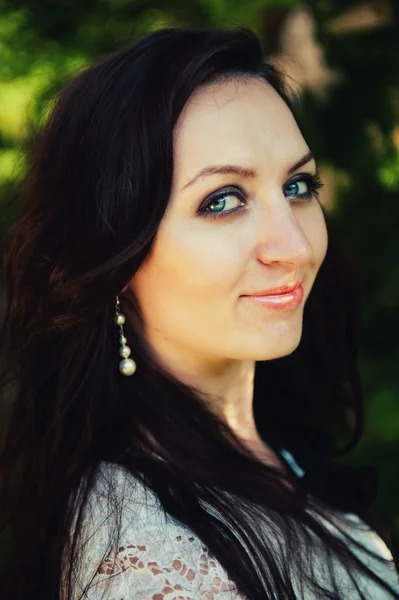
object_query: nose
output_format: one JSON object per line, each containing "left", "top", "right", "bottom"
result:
{"left": 255, "top": 197, "right": 312, "bottom": 268}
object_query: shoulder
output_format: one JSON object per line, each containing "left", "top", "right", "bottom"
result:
{"left": 69, "top": 461, "right": 246, "bottom": 600}
{"left": 88, "top": 460, "right": 167, "bottom": 525}
{"left": 309, "top": 507, "right": 399, "bottom": 595}
{"left": 315, "top": 509, "right": 395, "bottom": 563}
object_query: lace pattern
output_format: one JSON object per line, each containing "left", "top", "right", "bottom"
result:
{"left": 69, "top": 463, "right": 247, "bottom": 600}
{"left": 88, "top": 535, "right": 247, "bottom": 599}
{"left": 67, "top": 461, "right": 399, "bottom": 600}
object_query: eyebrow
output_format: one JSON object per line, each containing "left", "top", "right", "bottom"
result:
{"left": 180, "top": 151, "right": 315, "bottom": 191}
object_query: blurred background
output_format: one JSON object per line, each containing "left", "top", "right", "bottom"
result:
{"left": 0, "top": 0, "right": 398, "bottom": 560}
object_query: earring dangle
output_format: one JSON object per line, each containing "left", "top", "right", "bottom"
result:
{"left": 114, "top": 295, "right": 137, "bottom": 376}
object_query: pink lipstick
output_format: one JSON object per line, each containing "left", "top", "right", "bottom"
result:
{"left": 241, "top": 281, "right": 304, "bottom": 310}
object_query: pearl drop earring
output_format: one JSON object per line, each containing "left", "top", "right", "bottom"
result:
{"left": 114, "top": 295, "right": 136, "bottom": 376}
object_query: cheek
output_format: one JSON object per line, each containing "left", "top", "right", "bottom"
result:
{"left": 302, "top": 204, "right": 328, "bottom": 269}
{"left": 316, "top": 212, "right": 328, "bottom": 266}
{"left": 133, "top": 221, "right": 242, "bottom": 308}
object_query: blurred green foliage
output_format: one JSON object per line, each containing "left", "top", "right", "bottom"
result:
{"left": 1, "top": 0, "right": 398, "bottom": 561}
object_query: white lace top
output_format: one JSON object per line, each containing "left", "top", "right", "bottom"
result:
{"left": 67, "top": 458, "right": 399, "bottom": 600}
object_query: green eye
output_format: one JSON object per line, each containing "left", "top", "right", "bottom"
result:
{"left": 197, "top": 186, "right": 247, "bottom": 220}
{"left": 206, "top": 193, "right": 244, "bottom": 215}
{"left": 284, "top": 173, "right": 324, "bottom": 203}
{"left": 285, "top": 180, "right": 309, "bottom": 196}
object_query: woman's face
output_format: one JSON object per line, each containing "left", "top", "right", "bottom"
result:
{"left": 130, "top": 77, "right": 328, "bottom": 374}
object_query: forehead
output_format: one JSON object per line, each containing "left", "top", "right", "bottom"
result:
{"left": 173, "top": 78, "right": 306, "bottom": 182}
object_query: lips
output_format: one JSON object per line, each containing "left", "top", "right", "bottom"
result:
{"left": 242, "top": 283, "right": 304, "bottom": 310}
{"left": 243, "top": 281, "right": 302, "bottom": 297}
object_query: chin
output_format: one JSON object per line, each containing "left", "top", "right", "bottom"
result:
{"left": 276, "top": 339, "right": 301, "bottom": 358}
{"left": 247, "top": 333, "right": 302, "bottom": 361}
{"left": 260, "top": 345, "right": 300, "bottom": 361}
{"left": 229, "top": 318, "right": 304, "bottom": 360}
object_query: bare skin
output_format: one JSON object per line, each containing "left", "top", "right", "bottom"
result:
{"left": 125, "top": 77, "right": 328, "bottom": 476}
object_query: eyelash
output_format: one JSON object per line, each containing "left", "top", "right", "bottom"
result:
{"left": 197, "top": 173, "right": 324, "bottom": 220}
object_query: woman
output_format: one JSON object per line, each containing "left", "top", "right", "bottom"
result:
{"left": 0, "top": 26, "right": 398, "bottom": 600}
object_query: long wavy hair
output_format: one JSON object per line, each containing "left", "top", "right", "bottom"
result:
{"left": 0, "top": 26, "right": 398, "bottom": 600}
